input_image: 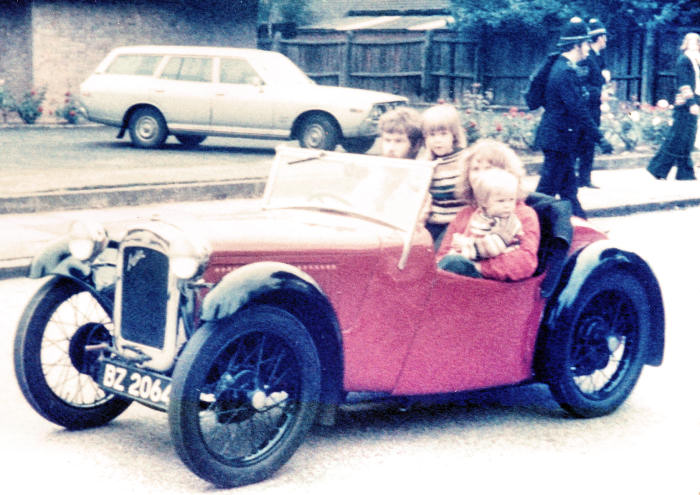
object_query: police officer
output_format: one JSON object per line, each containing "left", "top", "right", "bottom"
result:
{"left": 535, "top": 17, "right": 613, "bottom": 219}
{"left": 576, "top": 18, "right": 610, "bottom": 188}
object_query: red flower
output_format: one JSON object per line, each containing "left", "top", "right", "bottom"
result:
{"left": 38, "top": 106, "right": 43, "bottom": 113}
{"left": 65, "top": 91, "right": 71, "bottom": 97}
{"left": 30, "top": 90, "right": 36, "bottom": 96}
{"left": 69, "top": 110, "right": 76, "bottom": 116}
{"left": 495, "top": 122, "right": 503, "bottom": 132}
{"left": 468, "top": 120, "right": 477, "bottom": 128}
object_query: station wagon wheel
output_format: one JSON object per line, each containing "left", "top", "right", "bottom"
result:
{"left": 128, "top": 107, "right": 168, "bottom": 149}
{"left": 169, "top": 305, "right": 321, "bottom": 488}
{"left": 342, "top": 137, "right": 376, "bottom": 154}
{"left": 13, "top": 277, "right": 131, "bottom": 430}
{"left": 175, "top": 134, "right": 206, "bottom": 147}
{"left": 298, "top": 114, "right": 339, "bottom": 150}
{"left": 544, "top": 271, "right": 649, "bottom": 418}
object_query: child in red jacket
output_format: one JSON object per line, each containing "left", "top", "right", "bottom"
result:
{"left": 437, "top": 142, "right": 540, "bottom": 281}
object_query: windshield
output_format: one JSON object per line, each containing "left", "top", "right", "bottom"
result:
{"left": 254, "top": 53, "right": 315, "bottom": 85}
{"left": 263, "top": 147, "right": 435, "bottom": 233}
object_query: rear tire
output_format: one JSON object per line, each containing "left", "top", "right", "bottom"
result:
{"left": 168, "top": 305, "right": 321, "bottom": 487}
{"left": 129, "top": 107, "right": 167, "bottom": 148}
{"left": 543, "top": 270, "right": 649, "bottom": 417}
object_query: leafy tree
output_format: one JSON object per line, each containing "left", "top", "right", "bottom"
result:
{"left": 450, "top": 0, "right": 700, "bottom": 33}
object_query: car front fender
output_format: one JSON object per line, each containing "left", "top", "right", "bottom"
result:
{"left": 201, "top": 261, "right": 327, "bottom": 321}
{"left": 201, "top": 261, "right": 345, "bottom": 409}
{"left": 28, "top": 237, "right": 91, "bottom": 280}
{"left": 544, "top": 240, "right": 665, "bottom": 366}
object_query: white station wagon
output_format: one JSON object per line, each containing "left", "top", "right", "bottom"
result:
{"left": 79, "top": 45, "right": 408, "bottom": 152}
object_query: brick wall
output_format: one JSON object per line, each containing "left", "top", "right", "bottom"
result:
{"left": 0, "top": 0, "right": 32, "bottom": 96}
{"left": 1, "top": 0, "right": 257, "bottom": 121}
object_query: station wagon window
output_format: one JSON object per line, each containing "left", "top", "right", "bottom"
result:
{"left": 160, "top": 56, "right": 212, "bottom": 82}
{"left": 105, "top": 55, "right": 162, "bottom": 75}
{"left": 220, "top": 58, "right": 261, "bottom": 85}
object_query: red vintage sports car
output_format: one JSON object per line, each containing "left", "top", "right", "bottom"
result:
{"left": 14, "top": 147, "right": 664, "bottom": 488}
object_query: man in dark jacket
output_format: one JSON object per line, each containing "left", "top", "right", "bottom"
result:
{"left": 535, "top": 17, "right": 613, "bottom": 219}
{"left": 576, "top": 18, "right": 610, "bottom": 188}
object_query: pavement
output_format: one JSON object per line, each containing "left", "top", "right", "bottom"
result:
{"left": 0, "top": 138, "right": 699, "bottom": 280}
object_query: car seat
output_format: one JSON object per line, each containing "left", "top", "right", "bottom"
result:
{"left": 525, "top": 192, "right": 573, "bottom": 297}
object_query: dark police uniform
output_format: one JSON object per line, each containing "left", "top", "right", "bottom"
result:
{"left": 535, "top": 54, "right": 603, "bottom": 218}
{"left": 576, "top": 46, "right": 607, "bottom": 186}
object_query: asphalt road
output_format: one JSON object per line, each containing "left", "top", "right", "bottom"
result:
{"left": 1, "top": 207, "right": 698, "bottom": 495}
{"left": 0, "top": 125, "right": 283, "bottom": 196}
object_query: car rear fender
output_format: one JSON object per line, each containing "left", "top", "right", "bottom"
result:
{"left": 541, "top": 240, "right": 664, "bottom": 366}
{"left": 201, "top": 261, "right": 344, "bottom": 410}
{"left": 118, "top": 103, "right": 162, "bottom": 137}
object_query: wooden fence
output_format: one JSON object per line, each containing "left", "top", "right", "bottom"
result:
{"left": 261, "top": 25, "right": 700, "bottom": 107}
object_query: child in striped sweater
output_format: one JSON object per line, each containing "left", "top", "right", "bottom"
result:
{"left": 421, "top": 104, "right": 468, "bottom": 245}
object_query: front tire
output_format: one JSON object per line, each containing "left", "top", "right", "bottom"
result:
{"left": 128, "top": 107, "right": 167, "bottom": 148}
{"left": 298, "top": 114, "right": 339, "bottom": 150}
{"left": 13, "top": 277, "right": 131, "bottom": 429}
{"left": 168, "top": 305, "right": 321, "bottom": 488}
{"left": 543, "top": 270, "right": 649, "bottom": 417}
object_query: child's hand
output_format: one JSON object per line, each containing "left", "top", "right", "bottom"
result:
{"left": 492, "top": 215, "right": 522, "bottom": 244}
{"left": 451, "top": 234, "right": 477, "bottom": 259}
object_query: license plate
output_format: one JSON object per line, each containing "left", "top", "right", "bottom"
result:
{"left": 97, "top": 358, "right": 172, "bottom": 410}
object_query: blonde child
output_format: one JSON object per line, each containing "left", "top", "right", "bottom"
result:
{"left": 421, "top": 104, "right": 468, "bottom": 244}
{"left": 437, "top": 140, "right": 540, "bottom": 281}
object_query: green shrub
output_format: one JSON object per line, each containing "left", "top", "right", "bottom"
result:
{"left": 15, "top": 87, "right": 46, "bottom": 124}
{"left": 55, "top": 91, "right": 81, "bottom": 124}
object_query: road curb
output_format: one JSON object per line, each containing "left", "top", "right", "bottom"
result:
{"left": 0, "top": 178, "right": 267, "bottom": 215}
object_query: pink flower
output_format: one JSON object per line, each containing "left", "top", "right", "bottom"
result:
{"left": 38, "top": 106, "right": 43, "bottom": 113}
{"left": 495, "top": 122, "right": 503, "bottom": 132}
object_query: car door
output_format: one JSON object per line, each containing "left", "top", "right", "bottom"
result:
{"left": 392, "top": 270, "right": 547, "bottom": 395}
{"left": 150, "top": 55, "right": 213, "bottom": 127}
{"left": 210, "top": 57, "right": 281, "bottom": 137}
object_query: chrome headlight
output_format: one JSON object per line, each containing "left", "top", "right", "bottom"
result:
{"left": 68, "top": 220, "right": 108, "bottom": 261}
{"left": 169, "top": 235, "right": 211, "bottom": 280}
{"left": 368, "top": 104, "right": 384, "bottom": 121}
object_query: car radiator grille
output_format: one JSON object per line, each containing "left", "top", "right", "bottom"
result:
{"left": 119, "top": 245, "right": 169, "bottom": 348}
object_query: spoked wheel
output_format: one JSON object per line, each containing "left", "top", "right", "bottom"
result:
{"left": 13, "top": 277, "right": 131, "bottom": 429}
{"left": 169, "top": 305, "right": 321, "bottom": 488}
{"left": 544, "top": 271, "right": 649, "bottom": 417}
